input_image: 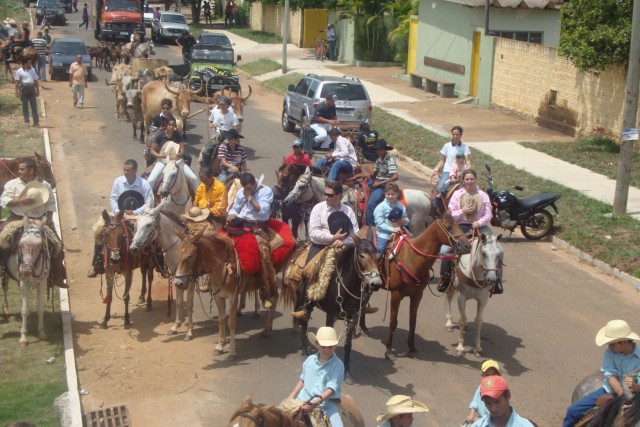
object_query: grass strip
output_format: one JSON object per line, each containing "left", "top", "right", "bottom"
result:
{"left": 521, "top": 138, "right": 640, "bottom": 189}
{"left": 238, "top": 58, "right": 281, "bottom": 77}
{"left": 226, "top": 27, "right": 282, "bottom": 44}
{"left": 261, "top": 73, "right": 304, "bottom": 95}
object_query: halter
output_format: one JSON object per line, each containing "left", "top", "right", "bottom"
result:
{"left": 334, "top": 240, "right": 379, "bottom": 321}
{"left": 102, "top": 218, "right": 135, "bottom": 271}
{"left": 457, "top": 233, "right": 504, "bottom": 290}
{"left": 236, "top": 411, "right": 264, "bottom": 427}
{"left": 162, "top": 162, "right": 190, "bottom": 207}
{"left": 18, "top": 227, "right": 49, "bottom": 278}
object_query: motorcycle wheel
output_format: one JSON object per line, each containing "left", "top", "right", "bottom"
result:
{"left": 520, "top": 208, "right": 554, "bottom": 240}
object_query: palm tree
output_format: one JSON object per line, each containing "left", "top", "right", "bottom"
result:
{"left": 386, "top": 0, "right": 418, "bottom": 64}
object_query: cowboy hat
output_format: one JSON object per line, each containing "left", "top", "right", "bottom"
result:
{"left": 595, "top": 320, "right": 640, "bottom": 346}
{"left": 376, "top": 395, "right": 429, "bottom": 423}
{"left": 117, "top": 190, "right": 145, "bottom": 212}
{"left": 183, "top": 206, "right": 209, "bottom": 222}
{"left": 159, "top": 141, "right": 181, "bottom": 158}
{"left": 225, "top": 217, "right": 250, "bottom": 235}
{"left": 8, "top": 19, "right": 17, "bottom": 26}
{"left": 307, "top": 326, "right": 341, "bottom": 347}
{"left": 374, "top": 139, "right": 394, "bottom": 151}
{"left": 327, "top": 211, "right": 352, "bottom": 235}
{"left": 12, "top": 181, "right": 50, "bottom": 216}
{"left": 224, "top": 129, "right": 244, "bottom": 139}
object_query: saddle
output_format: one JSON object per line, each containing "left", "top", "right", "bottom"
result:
{"left": 283, "top": 243, "right": 341, "bottom": 302}
{"left": 574, "top": 393, "right": 617, "bottom": 427}
{"left": 277, "top": 399, "right": 359, "bottom": 427}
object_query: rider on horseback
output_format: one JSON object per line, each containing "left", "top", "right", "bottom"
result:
{"left": 374, "top": 183, "right": 409, "bottom": 258}
{"left": 313, "top": 128, "right": 358, "bottom": 182}
{"left": 193, "top": 167, "right": 227, "bottom": 223}
{"left": 365, "top": 139, "right": 398, "bottom": 226}
{"left": 355, "top": 122, "right": 379, "bottom": 163}
{"left": 217, "top": 129, "right": 247, "bottom": 184}
{"left": 284, "top": 140, "right": 312, "bottom": 167}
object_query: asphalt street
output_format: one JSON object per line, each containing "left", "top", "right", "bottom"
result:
{"left": 41, "top": 11, "right": 640, "bottom": 427}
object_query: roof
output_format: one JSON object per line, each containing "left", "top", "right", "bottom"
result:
{"left": 443, "top": 0, "right": 563, "bottom": 9}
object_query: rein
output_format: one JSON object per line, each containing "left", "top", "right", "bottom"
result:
{"left": 163, "top": 163, "right": 190, "bottom": 207}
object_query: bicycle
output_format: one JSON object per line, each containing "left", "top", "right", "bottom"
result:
{"left": 315, "top": 37, "right": 328, "bottom": 61}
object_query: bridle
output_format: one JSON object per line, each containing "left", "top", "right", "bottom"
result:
{"left": 459, "top": 233, "right": 504, "bottom": 289}
{"left": 18, "top": 226, "right": 49, "bottom": 278}
{"left": 236, "top": 410, "right": 265, "bottom": 427}
{"left": 334, "top": 239, "right": 380, "bottom": 321}
{"left": 161, "top": 161, "right": 190, "bottom": 206}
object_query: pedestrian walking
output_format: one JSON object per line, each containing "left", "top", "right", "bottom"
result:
{"left": 73, "top": 0, "right": 78, "bottom": 12}
{"left": 69, "top": 54, "right": 88, "bottom": 108}
{"left": 203, "top": 0, "right": 211, "bottom": 25}
{"left": 175, "top": 31, "right": 196, "bottom": 75}
{"left": 31, "top": 31, "right": 48, "bottom": 81}
{"left": 79, "top": 3, "right": 89, "bottom": 29}
{"left": 224, "top": 0, "right": 233, "bottom": 27}
{"left": 14, "top": 57, "right": 40, "bottom": 127}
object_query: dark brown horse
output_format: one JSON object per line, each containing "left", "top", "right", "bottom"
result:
{"left": 272, "top": 162, "right": 309, "bottom": 240}
{"left": 99, "top": 210, "right": 155, "bottom": 329}
{"left": 383, "top": 214, "right": 469, "bottom": 360}
{"left": 1, "top": 45, "right": 39, "bottom": 80}
{"left": 0, "top": 152, "right": 56, "bottom": 191}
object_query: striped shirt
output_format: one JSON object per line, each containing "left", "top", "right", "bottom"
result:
{"left": 31, "top": 37, "right": 47, "bottom": 55}
{"left": 217, "top": 142, "right": 247, "bottom": 166}
{"left": 374, "top": 154, "right": 398, "bottom": 181}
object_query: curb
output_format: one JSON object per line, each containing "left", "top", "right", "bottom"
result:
{"left": 43, "top": 127, "right": 83, "bottom": 427}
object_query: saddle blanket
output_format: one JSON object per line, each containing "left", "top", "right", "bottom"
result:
{"left": 284, "top": 243, "right": 343, "bottom": 302}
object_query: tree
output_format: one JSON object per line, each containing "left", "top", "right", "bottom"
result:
{"left": 558, "top": 0, "right": 633, "bottom": 74}
{"left": 386, "top": 0, "right": 417, "bottom": 64}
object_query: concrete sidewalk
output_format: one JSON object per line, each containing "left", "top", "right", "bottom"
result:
{"left": 213, "top": 28, "right": 640, "bottom": 219}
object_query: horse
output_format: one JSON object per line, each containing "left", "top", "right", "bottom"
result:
{"left": 122, "top": 40, "right": 155, "bottom": 63}
{"left": 1, "top": 46, "right": 38, "bottom": 80}
{"left": 0, "top": 152, "right": 56, "bottom": 192}
{"left": 284, "top": 168, "right": 432, "bottom": 235}
{"left": 4, "top": 217, "right": 50, "bottom": 346}
{"left": 444, "top": 233, "right": 504, "bottom": 357}
{"left": 158, "top": 158, "right": 192, "bottom": 216}
{"left": 281, "top": 234, "right": 382, "bottom": 383}
{"left": 273, "top": 163, "right": 309, "bottom": 240}
{"left": 98, "top": 210, "right": 155, "bottom": 329}
{"left": 228, "top": 395, "right": 365, "bottom": 427}
{"left": 382, "top": 214, "right": 469, "bottom": 360}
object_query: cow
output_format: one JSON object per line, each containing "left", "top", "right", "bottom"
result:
{"left": 141, "top": 80, "right": 210, "bottom": 137}
{"left": 105, "top": 78, "right": 127, "bottom": 119}
{"left": 153, "top": 65, "right": 174, "bottom": 80}
{"left": 125, "top": 89, "right": 144, "bottom": 141}
{"left": 222, "top": 85, "right": 252, "bottom": 132}
{"left": 110, "top": 63, "right": 132, "bottom": 83}
{"left": 136, "top": 68, "right": 156, "bottom": 89}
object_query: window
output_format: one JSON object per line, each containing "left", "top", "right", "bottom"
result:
{"left": 321, "top": 83, "right": 368, "bottom": 101}
{"left": 491, "top": 30, "right": 543, "bottom": 44}
{"left": 294, "top": 78, "right": 311, "bottom": 95}
{"left": 548, "top": 89, "right": 557, "bottom": 109}
{"left": 308, "top": 80, "right": 319, "bottom": 99}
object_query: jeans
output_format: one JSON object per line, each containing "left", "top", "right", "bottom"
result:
{"left": 72, "top": 84, "right": 85, "bottom": 107}
{"left": 314, "top": 158, "right": 353, "bottom": 181}
{"left": 148, "top": 161, "right": 199, "bottom": 194}
{"left": 366, "top": 185, "right": 385, "bottom": 226}
{"left": 327, "top": 40, "right": 336, "bottom": 60}
{"left": 20, "top": 88, "right": 39, "bottom": 124}
{"left": 438, "top": 171, "right": 451, "bottom": 193}
{"left": 37, "top": 56, "right": 47, "bottom": 80}
{"left": 322, "top": 400, "right": 343, "bottom": 427}
{"left": 310, "top": 123, "right": 330, "bottom": 148}
{"left": 218, "top": 167, "right": 232, "bottom": 184}
{"left": 376, "top": 236, "right": 389, "bottom": 258}
{"left": 563, "top": 388, "right": 606, "bottom": 427}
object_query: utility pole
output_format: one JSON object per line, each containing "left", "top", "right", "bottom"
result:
{"left": 282, "top": 0, "right": 289, "bottom": 74}
{"left": 614, "top": 0, "right": 640, "bottom": 214}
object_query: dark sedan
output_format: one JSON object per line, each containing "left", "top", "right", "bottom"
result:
{"left": 49, "top": 38, "right": 92, "bottom": 81}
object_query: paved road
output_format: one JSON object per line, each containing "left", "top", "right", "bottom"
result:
{"left": 43, "top": 13, "right": 640, "bottom": 427}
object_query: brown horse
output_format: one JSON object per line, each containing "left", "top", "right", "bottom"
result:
{"left": 99, "top": 210, "right": 155, "bottom": 329}
{"left": 1, "top": 45, "right": 39, "bottom": 80}
{"left": 173, "top": 229, "right": 294, "bottom": 360}
{"left": 382, "top": 214, "right": 469, "bottom": 360}
{"left": 272, "top": 163, "right": 309, "bottom": 240}
{"left": 228, "top": 395, "right": 365, "bottom": 427}
{"left": 0, "top": 152, "right": 56, "bottom": 191}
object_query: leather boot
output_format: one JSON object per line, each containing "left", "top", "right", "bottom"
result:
{"left": 437, "top": 258, "right": 452, "bottom": 293}
{"left": 493, "top": 281, "right": 504, "bottom": 295}
{"left": 87, "top": 244, "right": 104, "bottom": 278}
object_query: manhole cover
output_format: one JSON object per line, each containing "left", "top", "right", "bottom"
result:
{"left": 85, "top": 405, "right": 131, "bottom": 427}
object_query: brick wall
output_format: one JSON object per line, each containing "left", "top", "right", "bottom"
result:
{"left": 492, "top": 38, "right": 638, "bottom": 139}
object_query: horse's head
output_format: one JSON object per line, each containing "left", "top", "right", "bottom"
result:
{"left": 479, "top": 234, "right": 504, "bottom": 284}
{"left": 18, "top": 216, "right": 46, "bottom": 277}
{"left": 34, "top": 152, "right": 55, "bottom": 189}
{"left": 158, "top": 158, "right": 183, "bottom": 197}
{"left": 283, "top": 168, "right": 312, "bottom": 206}
{"left": 437, "top": 214, "right": 470, "bottom": 254}
{"left": 130, "top": 209, "right": 159, "bottom": 255}
{"left": 172, "top": 228, "right": 199, "bottom": 288}
{"left": 101, "top": 210, "right": 127, "bottom": 265}
{"left": 350, "top": 232, "right": 383, "bottom": 287}
{"left": 228, "top": 395, "right": 297, "bottom": 427}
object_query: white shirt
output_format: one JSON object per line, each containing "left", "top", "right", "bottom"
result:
{"left": 208, "top": 107, "right": 238, "bottom": 134}
{"left": 440, "top": 141, "right": 470, "bottom": 174}
{"left": 332, "top": 136, "right": 358, "bottom": 168}
{"left": 0, "top": 178, "right": 55, "bottom": 218}
{"left": 309, "top": 201, "right": 359, "bottom": 246}
{"left": 109, "top": 175, "right": 154, "bottom": 215}
{"left": 228, "top": 185, "right": 273, "bottom": 222}
{"left": 14, "top": 67, "right": 38, "bottom": 85}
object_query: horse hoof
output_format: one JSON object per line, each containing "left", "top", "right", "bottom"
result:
{"left": 474, "top": 351, "right": 482, "bottom": 358}
{"left": 167, "top": 329, "right": 177, "bottom": 336}
{"left": 137, "top": 297, "right": 145, "bottom": 305}
{"left": 385, "top": 350, "right": 396, "bottom": 361}
{"left": 183, "top": 334, "right": 193, "bottom": 342}
{"left": 456, "top": 351, "right": 465, "bottom": 357}
{"left": 227, "top": 354, "right": 236, "bottom": 361}
{"left": 406, "top": 351, "right": 417, "bottom": 359}
{"left": 145, "top": 305, "right": 152, "bottom": 312}
{"left": 99, "top": 322, "right": 108, "bottom": 329}
{"left": 213, "top": 348, "right": 223, "bottom": 356}
{"left": 19, "top": 340, "right": 27, "bottom": 348}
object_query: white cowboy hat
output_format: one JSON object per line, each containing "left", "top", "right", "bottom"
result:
{"left": 12, "top": 181, "right": 50, "bottom": 216}
{"left": 376, "top": 395, "right": 429, "bottom": 423}
{"left": 8, "top": 19, "right": 18, "bottom": 26}
{"left": 182, "top": 206, "right": 209, "bottom": 222}
{"left": 307, "top": 326, "right": 341, "bottom": 347}
{"left": 159, "top": 141, "right": 181, "bottom": 158}
{"left": 595, "top": 320, "right": 640, "bottom": 346}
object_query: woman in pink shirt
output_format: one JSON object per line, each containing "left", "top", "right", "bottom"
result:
{"left": 284, "top": 140, "right": 312, "bottom": 167}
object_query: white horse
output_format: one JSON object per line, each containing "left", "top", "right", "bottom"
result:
{"left": 124, "top": 40, "right": 156, "bottom": 60}
{"left": 445, "top": 234, "right": 504, "bottom": 357}
{"left": 158, "top": 158, "right": 193, "bottom": 216}
{"left": 284, "top": 168, "right": 432, "bottom": 234}
{"left": 6, "top": 217, "right": 50, "bottom": 346}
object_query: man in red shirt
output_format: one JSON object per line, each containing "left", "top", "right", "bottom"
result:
{"left": 284, "top": 140, "right": 312, "bottom": 167}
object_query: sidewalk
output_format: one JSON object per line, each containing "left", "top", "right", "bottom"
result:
{"left": 214, "top": 28, "right": 640, "bottom": 219}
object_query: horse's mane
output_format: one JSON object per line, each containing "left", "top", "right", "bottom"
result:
{"left": 159, "top": 210, "right": 185, "bottom": 227}
{"left": 587, "top": 396, "right": 625, "bottom": 427}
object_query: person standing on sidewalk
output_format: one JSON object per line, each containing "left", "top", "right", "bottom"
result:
{"left": 73, "top": 0, "right": 78, "bottom": 12}
{"left": 326, "top": 23, "right": 336, "bottom": 61}
{"left": 31, "top": 31, "right": 48, "bottom": 81}
{"left": 175, "top": 31, "right": 196, "bottom": 74}
{"left": 224, "top": 0, "right": 233, "bottom": 27}
{"left": 79, "top": 3, "right": 89, "bottom": 29}
{"left": 14, "top": 57, "right": 40, "bottom": 127}
{"left": 69, "top": 54, "right": 88, "bottom": 108}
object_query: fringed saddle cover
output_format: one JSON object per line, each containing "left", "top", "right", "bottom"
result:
{"left": 284, "top": 244, "right": 342, "bottom": 302}
{"left": 0, "top": 220, "right": 62, "bottom": 255}
{"left": 276, "top": 399, "right": 358, "bottom": 427}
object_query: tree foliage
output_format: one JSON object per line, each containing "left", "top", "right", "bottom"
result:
{"left": 558, "top": 0, "right": 633, "bottom": 74}
{"left": 386, "top": 0, "right": 417, "bottom": 63}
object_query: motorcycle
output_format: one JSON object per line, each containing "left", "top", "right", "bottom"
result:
{"left": 484, "top": 164, "right": 561, "bottom": 240}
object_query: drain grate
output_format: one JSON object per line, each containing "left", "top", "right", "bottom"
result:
{"left": 85, "top": 404, "right": 131, "bottom": 427}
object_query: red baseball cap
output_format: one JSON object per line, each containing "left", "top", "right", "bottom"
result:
{"left": 480, "top": 375, "right": 509, "bottom": 400}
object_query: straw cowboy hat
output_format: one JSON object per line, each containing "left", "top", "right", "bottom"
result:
{"left": 12, "top": 181, "right": 50, "bottom": 216}
{"left": 8, "top": 19, "right": 18, "bottom": 26}
{"left": 307, "top": 326, "right": 342, "bottom": 347}
{"left": 159, "top": 141, "right": 181, "bottom": 158}
{"left": 182, "top": 206, "right": 209, "bottom": 222}
{"left": 595, "top": 320, "right": 640, "bottom": 346}
{"left": 376, "top": 395, "right": 429, "bottom": 423}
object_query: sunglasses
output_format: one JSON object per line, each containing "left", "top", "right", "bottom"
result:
{"left": 324, "top": 192, "right": 337, "bottom": 198}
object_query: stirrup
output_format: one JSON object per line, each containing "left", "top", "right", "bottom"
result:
{"left": 437, "top": 280, "right": 450, "bottom": 293}
{"left": 291, "top": 310, "right": 309, "bottom": 320}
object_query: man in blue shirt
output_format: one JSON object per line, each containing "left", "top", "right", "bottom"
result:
{"left": 472, "top": 376, "right": 534, "bottom": 427}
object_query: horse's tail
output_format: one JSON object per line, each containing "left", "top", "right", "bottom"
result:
{"left": 279, "top": 269, "right": 297, "bottom": 309}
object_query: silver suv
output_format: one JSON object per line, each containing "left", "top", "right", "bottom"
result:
{"left": 282, "top": 74, "right": 372, "bottom": 133}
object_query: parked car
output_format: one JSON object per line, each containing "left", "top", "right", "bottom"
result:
{"left": 188, "top": 44, "right": 240, "bottom": 94}
{"left": 197, "top": 33, "right": 232, "bottom": 46}
{"left": 35, "top": 0, "right": 66, "bottom": 26}
{"left": 281, "top": 74, "right": 372, "bottom": 132}
{"left": 151, "top": 12, "right": 189, "bottom": 43}
{"left": 49, "top": 38, "right": 92, "bottom": 81}
{"left": 143, "top": 4, "right": 154, "bottom": 27}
